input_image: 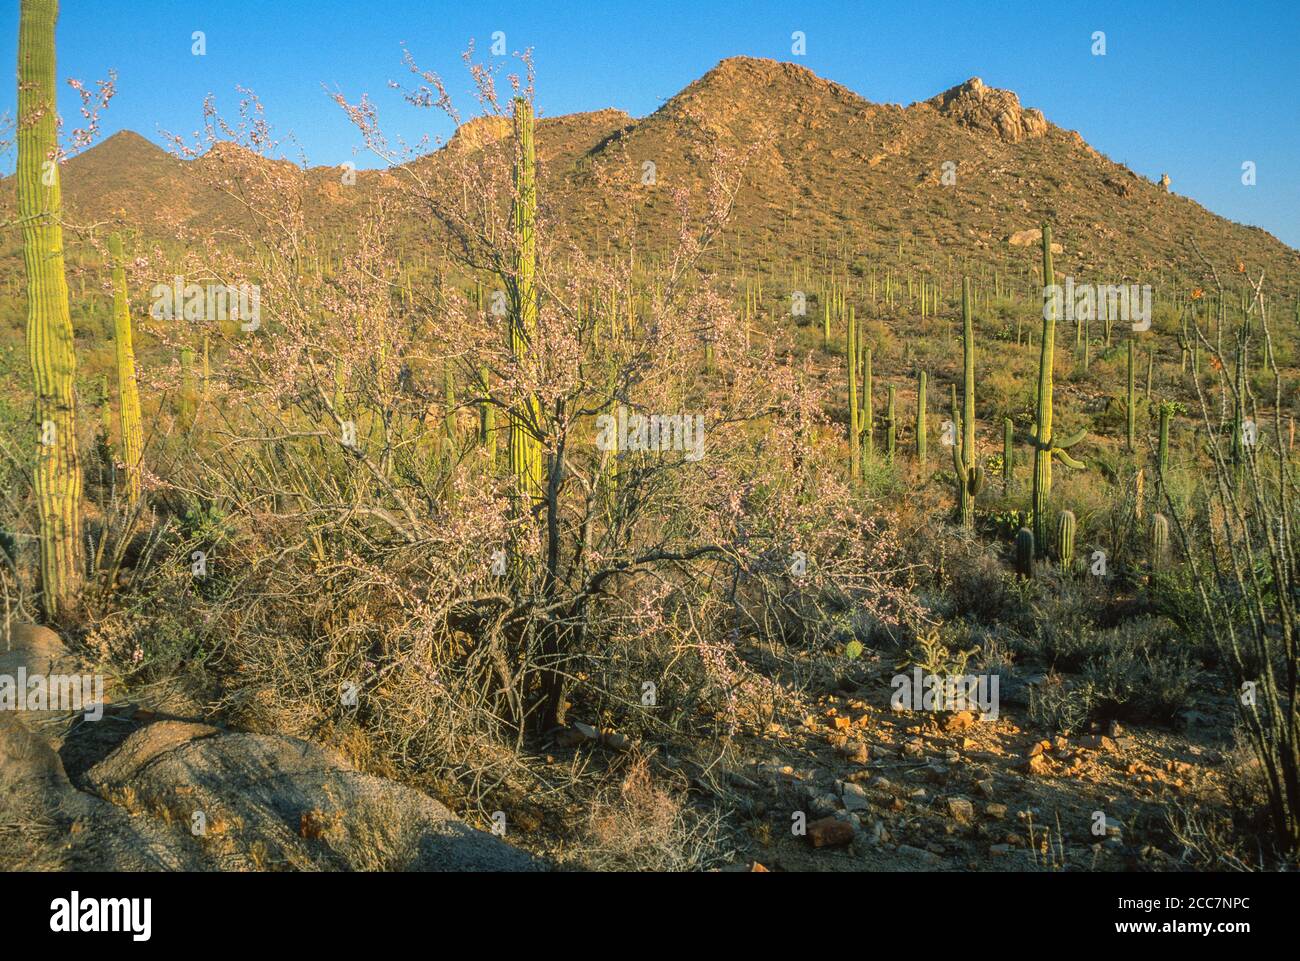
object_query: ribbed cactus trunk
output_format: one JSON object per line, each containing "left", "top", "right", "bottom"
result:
{"left": 1126, "top": 338, "right": 1137, "bottom": 452}
{"left": 848, "top": 304, "right": 859, "bottom": 481}
{"left": 1003, "top": 417, "right": 1014, "bottom": 491}
{"left": 479, "top": 364, "right": 495, "bottom": 459}
{"left": 19, "top": 0, "right": 83, "bottom": 618}
{"left": 508, "top": 97, "right": 543, "bottom": 501}
{"left": 108, "top": 233, "right": 143, "bottom": 509}
{"left": 1031, "top": 226, "right": 1056, "bottom": 550}
{"left": 952, "top": 277, "right": 981, "bottom": 527}
{"left": 862, "top": 343, "right": 873, "bottom": 462}
{"left": 885, "top": 385, "right": 896, "bottom": 466}
{"left": 1158, "top": 403, "right": 1171, "bottom": 475}
{"left": 178, "top": 346, "right": 197, "bottom": 430}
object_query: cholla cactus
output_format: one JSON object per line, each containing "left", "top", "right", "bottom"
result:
{"left": 108, "top": 233, "right": 143, "bottom": 509}
{"left": 19, "top": 0, "right": 84, "bottom": 616}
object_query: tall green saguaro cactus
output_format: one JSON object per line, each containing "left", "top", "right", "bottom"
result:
{"left": 1030, "top": 225, "right": 1086, "bottom": 551}
{"left": 108, "top": 233, "right": 143, "bottom": 509}
{"left": 847, "top": 304, "right": 860, "bottom": 481}
{"left": 952, "top": 277, "right": 982, "bottom": 527}
{"left": 1126, "top": 337, "right": 1137, "bottom": 452}
{"left": 508, "top": 96, "right": 543, "bottom": 501}
{"left": 885, "top": 385, "right": 896, "bottom": 465}
{"left": 19, "top": 0, "right": 83, "bottom": 617}
{"left": 861, "top": 343, "right": 874, "bottom": 462}
{"left": 1157, "top": 401, "right": 1172, "bottom": 475}
{"left": 1002, "top": 417, "right": 1014, "bottom": 491}
{"left": 1056, "top": 509, "right": 1076, "bottom": 571}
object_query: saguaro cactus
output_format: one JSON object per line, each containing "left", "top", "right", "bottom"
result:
{"left": 478, "top": 364, "right": 495, "bottom": 454}
{"left": 1157, "top": 402, "right": 1172, "bottom": 475}
{"left": 1002, "top": 417, "right": 1014, "bottom": 491}
{"left": 108, "top": 233, "right": 143, "bottom": 509}
{"left": 178, "top": 345, "right": 197, "bottom": 429}
{"left": 1056, "top": 509, "right": 1076, "bottom": 571}
{"left": 1150, "top": 512, "right": 1170, "bottom": 573}
{"left": 861, "top": 343, "right": 874, "bottom": 462}
{"left": 1015, "top": 527, "right": 1036, "bottom": 580}
{"left": 1126, "top": 338, "right": 1137, "bottom": 452}
{"left": 19, "top": 0, "right": 83, "bottom": 617}
{"left": 952, "top": 277, "right": 982, "bottom": 527}
{"left": 1030, "top": 225, "right": 1086, "bottom": 551}
{"left": 885, "top": 385, "right": 897, "bottom": 465}
{"left": 916, "top": 370, "right": 927, "bottom": 467}
{"left": 508, "top": 96, "right": 543, "bottom": 500}
{"left": 848, "top": 305, "right": 860, "bottom": 481}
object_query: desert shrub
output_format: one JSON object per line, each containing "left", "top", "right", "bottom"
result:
{"left": 1027, "top": 672, "right": 1095, "bottom": 734}
{"left": 576, "top": 753, "right": 733, "bottom": 871}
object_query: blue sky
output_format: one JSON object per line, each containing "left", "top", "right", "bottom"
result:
{"left": 3, "top": 0, "right": 1298, "bottom": 247}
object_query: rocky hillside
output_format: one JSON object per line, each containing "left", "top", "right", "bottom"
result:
{"left": 2, "top": 55, "right": 1297, "bottom": 295}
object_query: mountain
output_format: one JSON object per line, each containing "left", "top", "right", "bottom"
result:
{"left": 3, "top": 56, "right": 1297, "bottom": 293}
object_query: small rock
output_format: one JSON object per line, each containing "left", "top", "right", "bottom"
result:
{"left": 985, "top": 803, "right": 1007, "bottom": 819}
{"left": 840, "top": 781, "right": 870, "bottom": 812}
{"left": 839, "top": 740, "right": 870, "bottom": 764}
{"left": 807, "top": 817, "right": 855, "bottom": 848}
{"left": 946, "top": 797, "right": 975, "bottom": 826}
{"left": 809, "top": 792, "right": 839, "bottom": 818}
{"left": 1025, "top": 753, "right": 1052, "bottom": 776}
{"left": 941, "top": 711, "right": 974, "bottom": 733}
{"left": 975, "top": 778, "right": 995, "bottom": 798}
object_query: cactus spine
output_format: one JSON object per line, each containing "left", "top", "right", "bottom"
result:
{"left": 19, "top": 0, "right": 83, "bottom": 616}
{"left": 915, "top": 370, "right": 927, "bottom": 467}
{"left": 108, "top": 233, "right": 143, "bottom": 509}
{"left": 1056, "top": 509, "right": 1076, "bottom": 571}
{"left": 508, "top": 96, "right": 543, "bottom": 501}
{"left": 1030, "top": 225, "right": 1086, "bottom": 551}
{"left": 952, "top": 277, "right": 982, "bottom": 527}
